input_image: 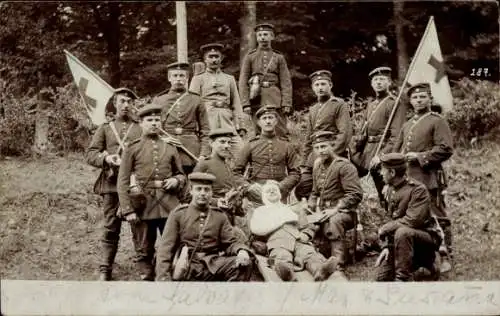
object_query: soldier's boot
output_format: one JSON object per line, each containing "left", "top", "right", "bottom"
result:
{"left": 439, "top": 225, "right": 453, "bottom": 274}
{"left": 309, "top": 257, "right": 337, "bottom": 281}
{"left": 98, "top": 240, "right": 119, "bottom": 281}
{"left": 329, "top": 241, "right": 349, "bottom": 281}
{"left": 274, "top": 261, "right": 297, "bottom": 282}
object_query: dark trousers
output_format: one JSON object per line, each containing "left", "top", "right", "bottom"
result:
{"left": 375, "top": 227, "right": 436, "bottom": 281}
{"left": 188, "top": 256, "right": 252, "bottom": 281}
{"left": 130, "top": 218, "right": 167, "bottom": 280}
{"left": 99, "top": 193, "right": 121, "bottom": 273}
{"left": 370, "top": 166, "right": 387, "bottom": 209}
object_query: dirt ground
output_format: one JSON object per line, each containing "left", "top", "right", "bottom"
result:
{"left": 1, "top": 141, "right": 499, "bottom": 281}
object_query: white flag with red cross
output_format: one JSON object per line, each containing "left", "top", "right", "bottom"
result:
{"left": 64, "top": 50, "right": 115, "bottom": 125}
{"left": 406, "top": 16, "right": 453, "bottom": 112}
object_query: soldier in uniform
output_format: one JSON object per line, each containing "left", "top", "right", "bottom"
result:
{"left": 233, "top": 105, "right": 300, "bottom": 201}
{"left": 117, "top": 103, "right": 186, "bottom": 281}
{"left": 155, "top": 172, "right": 254, "bottom": 281}
{"left": 308, "top": 131, "right": 363, "bottom": 280}
{"left": 374, "top": 153, "right": 442, "bottom": 281}
{"left": 295, "top": 70, "right": 353, "bottom": 201}
{"left": 153, "top": 62, "right": 211, "bottom": 174}
{"left": 351, "top": 67, "right": 407, "bottom": 207}
{"left": 86, "top": 87, "right": 143, "bottom": 281}
{"left": 238, "top": 23, "right": 292, "bottom": 137}
{"left": 394, "top": 82, "right": 454, "bottom": 272}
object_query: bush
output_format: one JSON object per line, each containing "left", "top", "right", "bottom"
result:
{"left": 447, "top": 78, "right": 500, "bottom": 145}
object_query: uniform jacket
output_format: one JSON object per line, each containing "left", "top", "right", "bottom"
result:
{"left": 155, "top": 203, "right": 251, "bottom": 278}
{"left": 380, "top": 178, "right": 441, "bottom": 247}
{"left": 117, "top": 135, "right": 186, "bottom": 220}
{"left": 153, "top": 90, "right": 210, "bottom": 166}
{"left": 355, "top": 93, "right": 407, "bottom": 169}
{"left": 301, "top": 97, "right": 353, "bottom": 167}
{"left": 238, "top": 47, "right": 292, "bottom": 110}
{"left": 309, "top": 156, "right": 363, "bottom": 211}
{"left": 193, "top": 155, "right": 243, "bottom": 198}
{"left": 189, "top": 69, "right": 243, "bottom": 130}
{"left": 394, "top": 111, "right": 453, "bottom": 190}
{"left": 86, "top": 118, "right": 142, "bottom": 194}
{"left": 233, "top": 133, "right": 300, "bottom": 196}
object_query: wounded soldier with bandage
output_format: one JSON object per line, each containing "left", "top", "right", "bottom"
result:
{"left": 249, "top": 180, "right": 337, "bottom": 281}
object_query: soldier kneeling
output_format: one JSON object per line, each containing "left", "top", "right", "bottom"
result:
{"left": 250, "top": 180, "right": 336, "bottom": 281}
{"left": 374, "top": 153, "right": 442, "bottom": 282}
{"left": 155, "top": 172, "right": 254, "bottom": 281}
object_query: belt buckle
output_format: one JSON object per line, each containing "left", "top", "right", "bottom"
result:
{"left": 262, "top": 82, "right": 270, "bottom": 88}
{"left": 174, "top": 127, "right": 183, "bottom": 135}
{"left": 153, "top": 180, "right": 163, "bottom": 188}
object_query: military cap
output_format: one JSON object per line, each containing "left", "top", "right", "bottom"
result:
{"left": 255, "top": 23, "right": 275, "bottom": 33}
{"left": 188, "top": 172, "right": 216, "bottom": 185}
{"left": 255, "top": 105, "right": 278, "bottom": 119}
{"left": 368, "top": 66, "right": 392, "bottom": 79}
{"left": 200, "top": 43, "right": 224, "bottom": 55}
{"left": 309, "top": 70, "right": 332, "bottom": 83}
{"left": 114, "top": 87, "right": 139, "bottom": 100}
{"left": 167, "top": 61, "right": 190, "bottom": 71}
{"left": 208, "top": 127, "right": 236, "bottom": 139}
{"left": 380, "top": 152, "right": 407, "bottom": 169}
{"left": 407, "top": 82, "right": 431, "bottom": 97}
{"left": 311, "top": 131, "right": 335, "bottom": 144}
{"left": 137, "top": 102, "right": 163, "bottom": 118}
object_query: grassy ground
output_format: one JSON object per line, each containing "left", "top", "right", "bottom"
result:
{"left": 1, "top": 141, "right": 499, "bottom": 281}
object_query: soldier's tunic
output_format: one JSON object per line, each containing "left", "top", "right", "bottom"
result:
{"left": 239, "top": 47, "right": 292, "bottom": 137}
{"left": 153, "top": 90, "right": 210, "bottom": 172}
{"left": 189, "top": 68, "right": 243, "bottom": 132}
{"left": 233, "top": 133, "right": 300, "bottom": 199}
{"left": 155, "top": 204, "right": 253, "bottom": 281}
{"left": 375, "top": 178, "right": 441, "bottom": 281}
{"left": 394, "top": 111, "right": 453, "bottom": 221}
{"left": 86, "top": 117, "right": 142, "bottom": 274}
{"left": 117, "top": 134, "right": 186, "bottom": 278}
{"left": 309, "top": 156, "right": 363, "bottom": 269}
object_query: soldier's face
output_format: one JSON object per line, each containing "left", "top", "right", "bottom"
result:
{"left": 140, "top": 115, "right": 161, "bottom": 135}
{"left": 256, "top": 30, "right": 274, "bottom": 45}
{"left": 262, "top": 182, "right": 281, "bottom": 204}
{"left": 313, "top": 141, "right": 334, "bottom": 160}
{"left": 410, "top": 91, "right": 432, "bottom": 112}
{"left": 190, "top": 184, "right": 213, "bottom": 206}
{"left": 312, "top": 79, "right": 332, "bottom": 98}
{"left": 211, "top": 136, "right": 233, "bottom": 158}
{"left": 204, "top": 52, "right": 222, "bottom": 68}
{"left": 168, "top": 69, "right": 189, "bottom": 90}
{"left": 257, "top": 113, "right": 278, "bottom": 132}
{"left": 380, "top": 166, "right": 394, "bottom": 184}
{"left": 114, "top": 94, "right": 133, "bottom": 118}
{"left": 371, "top": 75, "right": 391, "bottom": 93}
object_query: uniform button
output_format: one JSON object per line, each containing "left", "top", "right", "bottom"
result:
{"left": 155, "top": 168, "right": 159, "bottom": 172}
{"left": 154, "top": 174, "right": 159, "bottom": 178}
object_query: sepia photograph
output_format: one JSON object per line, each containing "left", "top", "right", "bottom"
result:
{"left": 0, "top": 1, "right": 499, "bottom": 315}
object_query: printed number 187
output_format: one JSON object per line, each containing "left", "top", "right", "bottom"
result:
{"left": 471, "top": 68, "right": 489, "bottom": 77}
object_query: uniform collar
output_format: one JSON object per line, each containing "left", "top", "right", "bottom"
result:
{"left": 375, "top": 91, "right": 388, "bottom": 100}
{"left": 257, "top": 46, "right": 272, "bottom": 52}
{"left": 190, "top": 202, "right": 210, "bottom": 212}
{"left": 261, "top": 131, "right": 276, "bottom": 139}
{"left": 168, "top": 88, "right": 187, "bottom": 96}
{"left": 206, "top": 67, "right": 221, "bottom": 74}
{"left": 413, "top": 108, "right": 430, "bottom": 119}
{"left": 392, "top": 177, "right": 407, "bottom": 189}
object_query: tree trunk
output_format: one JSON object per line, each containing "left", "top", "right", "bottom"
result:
{"left": 393, "top": 0, "right": 408, "bottom": 83}
{"left": 240, "top": 1, "right": 256, "bottom": 64}
{"left": 107, "top": 3, "right": 121, "bottom": 87}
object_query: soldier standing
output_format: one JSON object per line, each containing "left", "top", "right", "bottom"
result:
{"left": 233, "top": 106, "right": 300, "bottom": 201}
{"left": 86, "top": 87, "right": 143, "bottom": 281}
{"left": 351, "top": 67, "right": 407, "bottom": 207}
{"left": 155, "top": 172, "right": 254, "bottom": 281}
{"left": 154, "top": 62, "right": 211, "bottom": 174}
{"left": 117, "top": 103, "right": 186, "bottom": 281}
{"left": 308, "top": 131, "right": 363, "bottom": 280}
{"left": 374, "top": 153, "right": 442, "bottom": 281}
{"left": 295, "top": 70, "right": 353, "bottom": 201}
{"left": 238, "top": 23, "right": 292, "bottom": 137}
{"left": 394, "top": 82, "right": 454, "bottom": 272}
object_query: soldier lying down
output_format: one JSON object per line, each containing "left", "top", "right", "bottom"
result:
{"left": 249, "top": 180, "right": 337, "bottom": 281}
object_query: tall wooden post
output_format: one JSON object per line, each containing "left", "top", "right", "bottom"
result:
{"left": 176, "top": 1, "right": 188, "bottom": 63}
{"left": 393, "top": 0, "right": 408, "bottom": 83}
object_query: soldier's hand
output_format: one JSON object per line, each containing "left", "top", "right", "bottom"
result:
{"left": 375, "top": 248, "right": 389, "bottom": 267}
{"left": 105, "top": 154, "right": 121, "bottom": 166}
{"left": 369, "top": 155, "right": 381, "bottom": 169}
{"left": 235, "top": 250, "right": 251, "bottom": 267}
{"left": 217, "top": 198, "right": 229, "bottom": 209}
{"left": 405, "top": 152, "right": 419, "bottom": 162}
{"left": 298, "top": 232, "right": 310, "bottom": 243}
{"left": 163, "top": 178, "right": 179, "bottom": 190}
{"left": 125, "top": 212, "right": 140, "bottom": 224}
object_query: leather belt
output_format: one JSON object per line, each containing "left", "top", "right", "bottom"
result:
{"left": 261, "top": 81, "right": 276, "bottom": 88}
{"left": 367, "top": 135, "right": 383, "bottom": 143}
{"left": 204, "top": 100, "right": 229, "bottom": 109}
{"left": 165, "top": 128, "right": 197, "bottom": 135}
{"left": 144, "top": 180, "right": 166, "bottom": 189}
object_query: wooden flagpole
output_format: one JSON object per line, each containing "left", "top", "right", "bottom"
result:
{"left": 176, "top": 2, "right": 188, "bottom": 63}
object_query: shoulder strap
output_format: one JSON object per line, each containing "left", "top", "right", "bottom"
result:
{"left": 163, "top": 92, "right": 188, "bottom": 121}
{"left": 262, "top": 53, "right": 276, "bottom": 76}
{"left": 400, "top": 112, "right": 432, "bottom": 153}
{"left": 318, "top": 157, "right": 341, "bottom": 206}
{"left": 109, "top": 122, "right": 134, "bottom": 155}
{"left": 186, "top": 210, "right": 212, "bottom": 274}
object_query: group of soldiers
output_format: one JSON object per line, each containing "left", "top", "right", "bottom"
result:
{"left": 86, "top": 23, "right": 454, "bottom": 282}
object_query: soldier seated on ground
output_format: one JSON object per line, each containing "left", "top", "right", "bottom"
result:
{"left": 249, "top": 180, "right": 337, "bottom": 281}
{"left": 374, "top": 153, "right": 442, "bottom": 282}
